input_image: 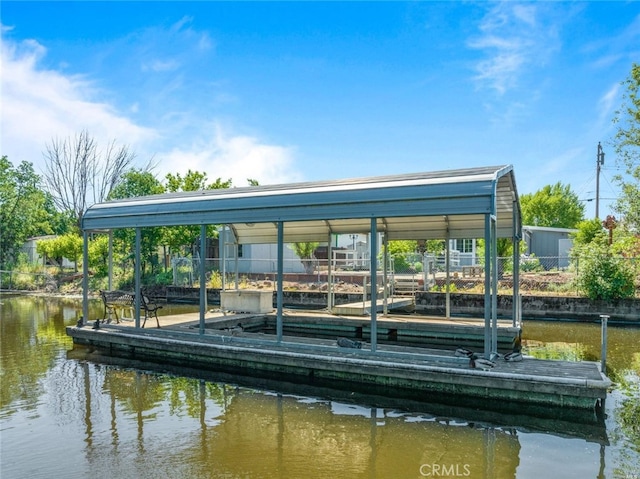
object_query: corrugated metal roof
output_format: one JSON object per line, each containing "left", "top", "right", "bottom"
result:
{"left": 82, "top": 165, "right": 522, "bottom": 243}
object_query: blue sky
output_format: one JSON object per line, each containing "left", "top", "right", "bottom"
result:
{"left": 2, "top": 2, "right": 638, "bottom": 219}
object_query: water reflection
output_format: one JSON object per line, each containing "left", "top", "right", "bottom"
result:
{"left": 59, "top": 358, "right": 524, "bottom": 479}
{"left": 1, "top": 296, "right": 639, "bottom": 479}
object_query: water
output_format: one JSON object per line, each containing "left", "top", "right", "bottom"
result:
{"left": 1, "top": 295, "right": 639, "bottom": 479}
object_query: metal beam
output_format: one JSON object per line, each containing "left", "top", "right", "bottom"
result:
{"left": 370, "top": 218, "right": 378, "bottom": 352}
{"left": 134, "top": 228, "right": 141, "bottom": 329}
{"left": 484, "top": 214, "right": 491, "bottom": 358}
{"left": 276, "top": 221, "right": 284, "bottom": 343}
{"left": 82, "top": 231, "right": 89, "bottom": 325}
{"left": 491, "top": 216, "right": 498, "bottom": 357}
{"left": 199, "top": 225, "right": 207, "bottom": 335}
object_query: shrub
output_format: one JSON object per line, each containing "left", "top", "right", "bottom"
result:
{"left": 520, "top": 254, "right": 544, "bottom": 273}
{"left": 209, "top": 270, "right": 222, "bottom": 289}
{"left": 153, "top": 270, "right": 174, "bottom": 285}
{"left": 574, "top": 243, "right": 636, "bottom": 300}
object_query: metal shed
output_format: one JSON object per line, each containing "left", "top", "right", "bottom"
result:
{"left": 81, "top": 165, "right": 522, "bottom": 358}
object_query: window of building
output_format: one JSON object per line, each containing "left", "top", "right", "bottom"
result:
{"left": 456, "top": 239, "right": 474, "bottom": 253}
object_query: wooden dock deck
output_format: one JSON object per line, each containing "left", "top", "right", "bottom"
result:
{"left": 331, "top": 296, "right": 415, "bottom": 315}
{"left": 67, "top": 310, "right": 610, "bottom": 417}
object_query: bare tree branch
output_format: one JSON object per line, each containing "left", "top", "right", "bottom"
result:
{"left": 42, "top": 130, "right": 135, "bottom": 229}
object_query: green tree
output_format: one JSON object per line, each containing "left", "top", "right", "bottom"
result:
{"left": 290, "top": 242, "right": 319, "bottom": 274}
{"left": 612, "top": 63, "right": 640, "bottom": 230}
{"left": 384, "top": 240, "right": 418, "bottom": 272}
{"left": 108, "top": 169, "right": 165, "bottom": 199}
{"left": 571, "top": 218, "right": 607, "bottom": 246}
{"left": 520, "top": 182, "right": 584, "bottom": 228}
{"left": 0, "top": 157, "right": 56, "bottom": 267}
{"left": 162, "top": 170, "right": 232, "bottom": 255}
{"left": 108, "top": 169, "right": 166, "bottom": 277}
{"left": 36, "top": 233, "right": 83, "bottom": 272}
{"left": 88, "top": 235, "right": 110, "bottom": 276}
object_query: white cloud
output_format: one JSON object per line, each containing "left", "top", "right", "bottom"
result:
{"left": 158, "top": 124, "right": 301, "bottom": 187}
{"left": 142, "top": 59, "right": 181, "bottom": 72}
{"left": 1, "top": 31, "right": 301, "bottom": 188}
{"left": 468, "top": 3, "right": 560, "bottom": 95}
{"left": 1, "top": 34, "right": 155, "bottom": 172}
{"left": 598, "top": 83, "right": 621, "bottom": 125}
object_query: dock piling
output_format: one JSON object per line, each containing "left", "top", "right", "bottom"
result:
{"left": 600, "top": 314, "right": 609, "bottom": 374}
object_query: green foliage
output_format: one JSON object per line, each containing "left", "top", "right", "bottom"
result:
{"left": 573, "top": 243, "right": 636, "bottom": 300}
{"left": 386, "top": 240, "right": 417, "bottom": 256}
{"left": 291, "top": 242, "right": 319, "bottom": 259}
{"left": 87, "top": 235, "right": 110, "bottom": 276}
{"left": 164, "top": 170, "right": 232, "bottom": 193}
{"left": 152, "top": 270, "right": 174, "bottom": 286}
{"left": 521, "top": 254, "right": 544, "bottom": 272}
{"left": 612, "top": 63, "right": 640, "bottom": 230}
{"left": 291, "top": 242, "right": 319, "bottom": 274}
{"left": 431, "top": 282, "right": 458, "bottom": 293}
{"left": 209, "top": 270, "right": 223, "bottom": 289}
{"left": 520, "top": 182, "right": 584, "bottom": 228}
{"left": 36, "top": 234, "right": 83, "bottom": 271}
{"left": 0, "top": 157, "right": 58, "bottom": 267}
{"left": 425, "top": 240, "right": 445, "bottom": 255}
{"left": 162, "top": 170, "right": 232, "bottom": 254}
{"left": 59, "top": 234, "right": 83, "bottom": 267}
{"left": 611, "top": 233, "right": 640, "bottom": 258}
{"left": 384, "top": 240, "right": 417, "bottom": 272}
{"left": 108, "top": 169, "right": 164, "bottom": 200}
{"left": 108, "top": 169, "right": 166, "bottom": 275}
{"left": 476, "top": 238, "right": 523, "bottom": 259}
{"left": 571, "top": 218, "right": 607, "bottom": 246}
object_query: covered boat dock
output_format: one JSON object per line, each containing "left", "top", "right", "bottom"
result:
{"left": 69, "top": 165, "right": 610, "bottom": 412}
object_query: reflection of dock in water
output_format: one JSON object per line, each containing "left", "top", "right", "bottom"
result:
{"left": 68, "top": 346, "right": 608, "bottom": 479}
{"left": 67, "top": 308, "right": 610, "bottom": 418}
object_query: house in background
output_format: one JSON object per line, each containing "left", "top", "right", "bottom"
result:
{"left": 21, "top": 236, "right": 76, "bottom": 269}
{"left": 452, "top": 239, "right": 477, "bottom": 267}
{"left": 522, "top": 226, "right": 575, "bottom": 269}
{"left": 216, "top": 227, "right": 576, "bottom": 275}
{"left": 217, "top": 232, "right": 376, "bottom": 275}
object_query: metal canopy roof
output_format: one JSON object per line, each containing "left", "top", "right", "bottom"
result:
{"left": 82, "top": 165, "right": 521, "bottom": 243}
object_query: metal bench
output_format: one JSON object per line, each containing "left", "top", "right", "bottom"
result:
{"left": 99, "top": 290, "right": 162, "bottom": 328}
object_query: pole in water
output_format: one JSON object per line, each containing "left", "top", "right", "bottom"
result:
{"left": 600, "top": 314, "right": 609, "bottom": 375}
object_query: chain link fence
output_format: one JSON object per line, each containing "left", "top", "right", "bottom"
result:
{"left": 183, "top": 253, "right": 639, "bottom": 297}
{"left": 3, "top": 253, "right": 637, "bottom": 298}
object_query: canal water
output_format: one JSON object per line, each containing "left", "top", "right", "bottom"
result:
{"left": 1, "top": 295, "right": 638, "bottom": 479}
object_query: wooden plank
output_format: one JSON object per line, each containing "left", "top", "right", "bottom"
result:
{"left": 331, "top": 296, "right": 415, "bottom": 315}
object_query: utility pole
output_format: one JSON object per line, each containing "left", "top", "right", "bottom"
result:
{"left": 595, "top": 142, "right": 605, "bottom": 219}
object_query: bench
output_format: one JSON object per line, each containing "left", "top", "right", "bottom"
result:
{"left": 461, "top": 265, "right": 484, "bottom": 278}
{"left": 99, "top": 290, "right": 162, "bottom": 328}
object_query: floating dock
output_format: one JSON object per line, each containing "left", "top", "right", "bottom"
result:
{"left": 66, "top": 310, "right": 610, "bottom": 417}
